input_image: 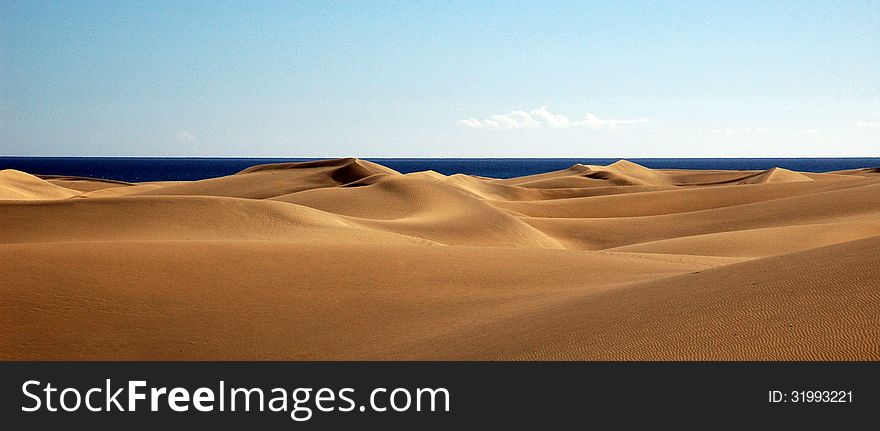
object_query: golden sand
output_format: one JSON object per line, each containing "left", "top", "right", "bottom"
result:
{"left": 1, "top": 158, "right": 878, "bottom": 360}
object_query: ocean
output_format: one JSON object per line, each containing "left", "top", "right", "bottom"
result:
{"left": 1, "top": 157, "right": 878, "bottom": 182}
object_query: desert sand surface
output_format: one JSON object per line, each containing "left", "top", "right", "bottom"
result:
{"left": 1, "top": 158, "right": 878, "bottom": 360}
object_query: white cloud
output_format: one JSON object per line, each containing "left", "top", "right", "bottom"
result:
{"left": 457, "top": 106, "right": 648, "bottom": 130}
{"left": 529, "top": 106, "right": 572, "bottom": 128}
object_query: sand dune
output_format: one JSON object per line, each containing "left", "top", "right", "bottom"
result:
{"left": 607, "top": 219, "right": 880, "bottom": 258}
{"left": 831, "top": 167, "right": 880, "bottom": 177}
{"left": 492, "top": 176, "right": 869, "bottom": 218}
{"left": 0, "top": 241, "right": 720, "bottom": 360}
{"left": 0, "top": 195, "right": 436, "bottom": 246}
{"left": 735, "top": 167, "right": 814, "bottom": 184}
{"left": 0, "top": 169, "right": 80, "bottom": 200}
{"left": 43, "top": 175, "right": 134, "bottom": 192}
{"left": 389, "top": 237, "right": 880, "bottom": 360}
{"left": 522, "top": 181, "right": 880, "bottom": 250}
{"left": 275, "top": 175, "right": 565, "bottom": 248}
{"left": 1, "top": 158, "right": 878, "bottom": 360}
{"left": 500, "top": 160, "right": 676, "bottom": 188}
{"left": 130, "top": 157, "right": 400, "bottom": 199}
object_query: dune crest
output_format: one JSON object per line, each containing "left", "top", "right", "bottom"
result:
{"left": 583, "top": 159, "right": 675, "bottom": 185}
{"left": 127, "top": 157, "right": 400, "bottom": 199}
{"left": 738, "top": 167, "right": 814, "bottom": 184}
{"left": 502, "top": 159, "right": 676, "bottom": 188}
{"left": 237, "top": 157, "right": 400, "bottom": 178}
{"left": 0, "top": 169, "right": 80, "bottom": 200}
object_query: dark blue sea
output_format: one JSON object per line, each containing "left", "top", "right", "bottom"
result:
{"left": 1, "top": 157, "right": 878, "bottom": 182}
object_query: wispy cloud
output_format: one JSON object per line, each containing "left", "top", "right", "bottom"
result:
{"left": 457, "top": 106, "right": 649, "bottom": 130}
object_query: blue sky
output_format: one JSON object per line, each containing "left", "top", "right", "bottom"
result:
{"left": 1, "top": 0, "right": 878, "bottom": 157}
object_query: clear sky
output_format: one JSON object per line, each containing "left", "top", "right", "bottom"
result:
{"left": 1, "top": 0, "right": 878, "bottom": 157}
